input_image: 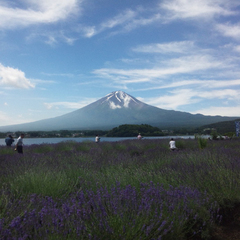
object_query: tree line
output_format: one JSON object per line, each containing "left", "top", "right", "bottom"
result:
{"left": 0, "top": 121, "right": 237, "bottom": 138}
{"left": 106, "top": 124, "right": 165, "bottom": 137}
{"left": 0, "top": 125, "right": 165, "bottom": 138}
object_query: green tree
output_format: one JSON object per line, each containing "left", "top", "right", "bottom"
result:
{"left": 106, "top": 124, "right": 164, "bottom": 137}
{"left": 211, "top": 130, "right": 218, "bottom": 140}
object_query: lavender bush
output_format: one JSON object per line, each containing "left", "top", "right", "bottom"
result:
{"left": 0, "top": 183, "right": 219, "bottom": 239}
{"left": 0, "top": 138, "right": 239, "bottom": 239}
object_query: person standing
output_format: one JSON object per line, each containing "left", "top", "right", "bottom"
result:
{"left": 169, "top": 138, "right": 177, "bottom": 151}
{"left": 137, "top": 133, "right": 142, "bottom": 140}
{"left": 5, "top": 135, "right": 14, "bottom": 146}
{"left": 95, "top": 135, "right": 100, "bottom": 143}
{"left": 15, "top": 133, "right": 25, "bottom": 153}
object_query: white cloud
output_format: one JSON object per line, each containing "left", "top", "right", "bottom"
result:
{"left": 93, "top": 54, "right": 223, "bottom": 82}
{"left": 81, "top": 9, "right": 137, "bottom": 38}
{"left": 82, "top": 26, "right": 96, "bottom": 38}
{"left": 142, "top": 87, "right": 240, "bottom": 113}
{"left": 216, "top": 23, "right": 240, "bottom": 40}
{"left": 0, "top": 0, "right": 81, "bottom": 29}
{"left": 0, "top": 64, "right": 35, "bottom": 89}
{"left": 234, "top": 45, "right": 240, "bottom": 53}
{"left": 44, "top": 31, "right": 77, "bottom": 46}
{"left": 160, "top": 0, "right": 236, "bottom": 20}
{"left": 132, "top": 41, "right": 196, "bottom": 54}
{"left": 80, "top": 0, "right": 239, "bottom": 38}
{"left": 26, "top": 29, "right": 77, "bottom": 46}
{"left": 45, "top": 36, "right": 58, "bottom": 46}
{"left": 44, "top": 102, "right": 82, "bottom": 110}
{"left": 101, "top": 9, "right": 137, "bottom": 29}
{"left": 44, "top": 98, "right": 97, "bottom": 110}
{"left": 79, "top": 0, "right": 240, "bottom": 38}
{"left": 154, "top": 79, "right": 240, "bottom": 89}
{"left": 122, "top": 13, "right": 161, "bottom": 32}
{"left": 166, "top": 55, "right": 222, "bottom": 72}
{"left": 191, "top": 106, "right": 240, "bottom": 117}
{"left": 144, "top": 89, "right": 199, "bottom": 109}
{"left": 202, "top": 79, "right": 240, "bottom": 88}
{"left": 41, "top": 72, "right": 74, "bottom": 78}
{"left": 197, "top": 89, "right": 240, "bottom": 101}
{"left": 81, "top": 9, "right": 161, "bottom": 38}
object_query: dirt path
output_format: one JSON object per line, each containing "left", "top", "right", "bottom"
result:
{"left": 212, "top": 205, "right": 240, "bottom": 240}
{"left": 212, "top": 224, "right": 240, "bottom": 240}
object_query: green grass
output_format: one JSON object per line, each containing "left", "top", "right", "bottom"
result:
{"left": 1, "top": 139, "right": 240, "bottom": 201}
{"left": 0, "top": 138, "right": 240, "bottom": 239}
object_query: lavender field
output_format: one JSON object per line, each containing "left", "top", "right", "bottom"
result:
{"left": 0, "top": 138, "right": 240, "bottom": 239}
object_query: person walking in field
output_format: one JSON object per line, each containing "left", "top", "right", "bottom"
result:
{"left": 15, "top": 133, "right": 25, "bottom": 153}
{"left": 5, "top": 135, "right": 14, "bottom": 146}
{"left": 169, "top": 138, "right": 177, "bottom": 151}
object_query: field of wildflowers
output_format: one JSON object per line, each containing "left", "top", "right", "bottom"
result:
{"left": 0, "top": 138, "right": 240, "bottom": 239}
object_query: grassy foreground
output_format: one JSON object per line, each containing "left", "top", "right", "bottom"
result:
{"left": 0, "top": 138, "right": 240, "bottom": 239}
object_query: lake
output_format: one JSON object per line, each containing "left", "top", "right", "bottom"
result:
{"left": 0, "top": 136, "right": 196, "bottom": 146}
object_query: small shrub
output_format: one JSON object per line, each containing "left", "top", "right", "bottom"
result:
{"left": 198, "top": 137, "right": 208, "bottom": 149}
{"left": 176, "top": 140, "right": 186, "bottom": 149}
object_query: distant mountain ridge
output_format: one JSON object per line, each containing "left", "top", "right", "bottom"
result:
{"left": 0, "top": 91, "right": 238, "bottom": 132}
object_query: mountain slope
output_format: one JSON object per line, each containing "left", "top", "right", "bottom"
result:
{"left": 0, "top": 91, "right": 238, "bottom": 131}
{"left": 200, "top": 119, "right": 240, "bottom": 134}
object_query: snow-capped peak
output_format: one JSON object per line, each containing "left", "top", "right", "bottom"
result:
{"left": 103, "top": 91, "right": 140, "bottom": 109}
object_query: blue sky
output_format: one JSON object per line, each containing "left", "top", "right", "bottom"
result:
{"left": 1, "top": 0, "right": 240, "bottom": 126}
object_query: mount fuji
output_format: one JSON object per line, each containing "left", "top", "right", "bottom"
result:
{"left": 0, "top": 91, "right": 238, "bottom": 131}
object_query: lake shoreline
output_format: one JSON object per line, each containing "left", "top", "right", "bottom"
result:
{"left": 0, "top": 135, "right": 199, "bottom": 145}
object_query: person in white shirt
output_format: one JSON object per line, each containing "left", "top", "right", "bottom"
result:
{"left": 15, "top": 133, "right": 25, "bottom": 153}
{"left": 169, "top": 138, "right": 177, "bottom": 151}
{"left": 95, "top": 135, "right": 100, "bottom": 143}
